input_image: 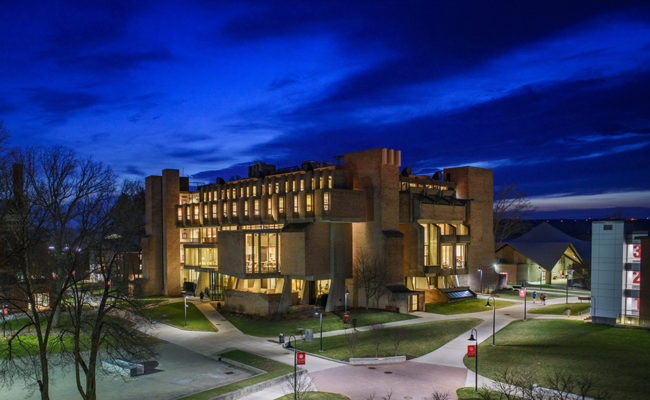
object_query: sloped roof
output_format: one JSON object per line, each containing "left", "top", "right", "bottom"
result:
{"left": 498, "top": 222, "right": 590, "bottom": 270}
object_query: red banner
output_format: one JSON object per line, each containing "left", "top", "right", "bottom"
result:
{"left": 519, "top": 288, "right": 526, "bottom": 298}
{"left": 467, "top": 345, "right": 476, "bottom": 357}
{"left": 296, "top": 351, "right": 306, "bottom": 365}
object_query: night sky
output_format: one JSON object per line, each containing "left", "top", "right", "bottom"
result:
{"left": 1, "top": 1, "right": 649, "bottom": 218}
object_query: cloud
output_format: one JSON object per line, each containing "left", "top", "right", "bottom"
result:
{"left": 27, "top": 88, "right": 103, "bottom": 113}
{"left": 568, "top": 141, "right": 650, "bottom": 160}
{"left": 56, "top": 49, "right": 175, "bottom": 74}
{"left": 530, "top": 190, "right": 650, "bottom": 211}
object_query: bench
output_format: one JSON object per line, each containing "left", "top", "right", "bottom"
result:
{"left": 102, "top": 359, "right": 144, "bottom": 377}
{"left": 577, "top": 296, "right": 591, "bottom": 302}
{"left": 385, "top": 305, "right": 399, "bottom": 313}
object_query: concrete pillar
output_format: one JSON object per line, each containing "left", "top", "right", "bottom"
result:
{"left": 162, "top": 169, "right": 181, "bottom": 296}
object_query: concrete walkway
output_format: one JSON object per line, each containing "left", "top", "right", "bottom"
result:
{"left": 140, "top": 296, "right": 588, "bottom": 400}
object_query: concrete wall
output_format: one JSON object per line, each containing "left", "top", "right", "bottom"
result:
{"left": 218, "top": 231, "right": 245, "bottom": 275}
{"left": 444, "top": 167, "right": 495, "bottom": 291}
{"left": 591, "top": 221, "right": 624, "bottom": 324}
{"left": 224, "top": 290, "right": 298, "bottom": 316}
{"left": 419, "top": 203, "right": 466, "bottom": 222}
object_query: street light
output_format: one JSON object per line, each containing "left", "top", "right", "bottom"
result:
{"left": 485, "top": 295, "right": 496, "bottom": 346}
{"left": 288, "top": 335, "right": 297, "bottom": 400}
{"left": 566, "top": 269, "right": 574, "bottom": 304}
{"left": 478, "top": 268, "right": 483, "bottom": 294}
{"left": 184, "top": 295, "right": 188, "bottom": 328}
{"left": 468, "top": 328, "right": 479, "bottom": 392}
{"left": 314, "top": 310, "right": 323, "bottom": 352}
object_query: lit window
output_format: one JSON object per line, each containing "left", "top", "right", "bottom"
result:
{"left": 293, "top": 194, "right": 299, "bottom": 213}
{"left": 306, "top": 194, "right": 312, "bottom": 212}
{"left": 232, "top": 188, "right": 237, "bottom": 199}
{"left": 292, "top": 179, "right": 297, "bottom": 192}
{"left": 177, "top": 208, "right": 182, "bottom": 221}
{"left": 262, "top": 184, "right": 266, "bottom": 195}
{"left": 285, "top": 181, "right": 289, "bottom": 193}
{"left": 252, "top": 185, "right": 257, "bottom": 196}
{"left": 254, "top": 199, "right": 260, "bottom": 216}
{"left": 223, "top": 203, "right": 227, "bottom": 218}
{"left": 193, "top": 206, "right": 199, "bottom": 220}
{"left": 267, "top": 198, "right": 272, "bottom": 215}
{"left": 244, "top": 201, "right": 249, "bottom": 216}
{"left": 323, "top": 192, "right": 329, "bottom": 211}
{"left": 241, "top": 187, "right": 245, "bottom": 197}
{"left": 268, "top": 183, "right": 273, "bottom": 194}
{"left": 456, "top": 244, "right": 466, "bottom": 267}
{"left": 275, "top": 182, "right": 279, "bottom": 193}
{"left": 232, "top": 202, "right": 238, "bottom": 217}
{"left": 312, "top": 177, "right": 316, "bottom": 189}
{"left": 327, "top": 176, "right": 332, "bottom": 188}
{"left": 203, "top": 205, "right": 208, "bottom": 218}
{"left": 212, "top": 204, "right": 217, "bottom": 218}
{"left": 320, "top": 176, "right": 324, "bottom": 188}
{"left": 279, "top": 197, "right": 285, "bottom": 214}
{"left": 300, "top": 179, "right": 304, "bottom": 191}
{"left": 186, "top": 207, "right": 190, "bottom": 220}
{"left": 226, "top": 188, "right": 230, "bottom": 199}
{"left": 246, "top": 186, "right": 250, "bottom": 197}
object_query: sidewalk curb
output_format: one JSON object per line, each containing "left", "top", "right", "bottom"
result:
{"left": 205, "top": 369, "right": 309, "bottom": 400}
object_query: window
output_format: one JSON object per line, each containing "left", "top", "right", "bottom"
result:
{"left": 203, "top": 205, "right": 208, "bottom": 218}
{"left": 36, "top": 293, "right": 49, "bottom": 309}
{"left": 223, "top": 203, "right": 227, "bottom": 218}
{"left": 193, "top": 206, "right": 199, "bottom": 220}
{"left": 241, "top": 187, "right": 245, "bottom": 197}
{"left": 323, "top": 192, "right": 330, "bottom": 211}
{"left": 246, "top": 186, "right": 250, "bottom": 197}
{"left": 441, "top": 245, "right": 453, "bottom": 268}
{"left": 226, "top": 188, "right": 230, "bottom": 199}
{"left": 320, "top": 176, "right": 325, "bottom": 188}
{"left": 186, "top": 206, "right": 190, "bottom": 220}
{"left": 423, "top": 224, "right": 438, "bottom": 266}
{"left": 327, "top": 176, "right": 332, "bottom": 188}
{"left": 285, "top": 181, "right": 289, "bottom": 193}
{"left": 244, "top": 201, "right": 249, "bottom": 216}
{"left": 300, "top": 179, "right": 304, "bottom": 191}
{"left": 275, "top": 182, "right": 280, "bottom": 193}
{"left": 267, "top": 198, "right": 272, "bottom": 215}
{"left": 311, "top": 177, "right": 316, "bottom": 189}
{"left": 293, "top": 194, "right": 299, "bottom": 213}
{"left": 212, "top": 204, "right": 217, "bottom": 218}
{"left": 245, "top": 232, "right": 280, "bottom": 274}
{"left": 232, "top": 202, "right": 238, "bottom": 217}
{"left": 455, "top": 244, "right": 466, "bottom": 268}
{"left": 262, "top": 183, "right": 266, "bottom": 195}
{"left": 252, "top": 185, "right": 257, "bottom": 196}
{"left": 254, "top": 199, "right": 260, "bottom": 216}
{"left": 279, "top": 197, "right": 285, "bottom": 214}
{"left": 292, "top": 179, "right": 297, "bottom": 192}
{"left": 268, "top": 183, "right": 273, "bottom": 194}
{"left": 232, "top": 188, "right": 237, "bottom": 199}
{"left": 177, "top": 208, "right": 182, "bottom": 221}
{"left": 306, "top": 194, "right": 312, "bottom": 212}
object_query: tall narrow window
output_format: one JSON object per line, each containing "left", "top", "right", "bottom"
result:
{"left": 275, "top": 182, "right": 279, "bottom": 193}
{"left": 323, "top": 192, "right": 330, "bottom": 211}
{"left": 186, "top": 206, "right": 191, "bottom": 220}
{"left": 232, "top": 202, "right": 238, "bottom": 216}
{"left": 252, "top": 185, "right": 257, "bottom": 196}
{"left": 300, "top": 179, "right": 305, "bottom": 191}
{"left": 232, "top": 188, "right": 237, "bottom": 199}
{"left": 311, "top": 177, "right": 316, "bottom": 189}
{"left": 285, "top": 181, "right": 289, "bottom": 193}
{"left": 193, "top": 206, "right": 199, "bottom": 220}
{"left": 279, "top": 197, "right": 285, "bottom": 214}
{"left": 455, "top": 245, "right": 466, "bottom": 268}
{"left": 223, "top": 203, "right": 227, "bottom": 218}
{"left": 327, "top": 176, "right": 333, "bottom": 188}
{"left": 320, "top": 176, "right": 325, "bottom": 188}
{"left": 306, "top": 194, "right": 312, "bottom": 212}
{"left": 254, "top": 199, "right": 260, "bottom": 216}
{"left": 262, "top": 183, "right": 266, "bottom": 195}
{"left": 241, "top": 187, "right": 245, "bottom": 197}
{"left": 292, "top": 179, "right": 297, "bottom": 192}
{"left": 441, "top": 245, "right": 452, "bottom": 268}
{"left": 267, "top": 198, "right": 272, "bottom": 215}
{"left": 203, "top": 205, "right": 208, "bottom": 218}
{"left": 246, "top": 186, "right": 250, "bottom": 197}
{"left": 293, "top": 194, "right": 299, "bottom": 214}
{"left": 177, "top": 208, "right": 182, "bottom": 221}
{"left": 212, "top": 204, "right": 217, "bottom": 218}
{"left": 268, "top": 183, "right": 273, "bottom": 194}
{"left": 244, "top": 201, "right": 249, "bottom": 216}
{"left": 226, "top": 188, "right": 230, "bottom": 199}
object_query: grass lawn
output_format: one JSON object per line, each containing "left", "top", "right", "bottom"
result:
{"left": 224, "top": 309, "right": 417, "bottom": 337}
{"left": 275, "top": 393, "right": 350, "bottom": 400}
{"left": 463, "top": 319, "right": 650, "bottom": 399}
{"left": 0, "top": 334, "right": 85, "bottom": 359}
{"left": 425, "top": 298, "right": 514, "bottom": 315}
{"left": 529, "top": 302, "right": 590, "bottom": 315}
{"left": 297, "top": 318, "right": 481, "bottom": 361}
{"left": 178, "top": 350, "right": 293, "bottom": 400}
{"left": 493, "top": 290, "right": 562, "bottom": 301}
{"left": 145, "top": 302, "right": 216, "bottom": 331}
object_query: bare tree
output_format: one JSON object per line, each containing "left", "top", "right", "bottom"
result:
{"left": 64, "top": 181, "right": 155, "bottom": 400}
{"left": 389, "top": 327, "right": 407, "bottom": 356}
{"left": 354, "top": 250, "right": 387, "bottom": 310}
{"left": 345, "top": 327, "right": 359, "bottom": 358}
{"left": 284, "top": 369, "right": 312, "bottom": 400}
{"left": 493, "top": 183, "right": 535, "bottom": 246}
{"left": 430, "top": 391, "right": 450, "bottom": 400}
{"left": 369, "top": 324, "right": 385, "bottom": 358}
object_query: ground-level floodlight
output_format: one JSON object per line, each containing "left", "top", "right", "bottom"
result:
{"left": 184, "top": 296, "right": 188, "bottom": 328}
{"left": 485, "top": 295, "right": 496, "bottom": 346}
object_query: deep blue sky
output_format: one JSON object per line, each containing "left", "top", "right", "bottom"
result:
{"left": 1, "top": 1, "right": 649, "bottom": 218}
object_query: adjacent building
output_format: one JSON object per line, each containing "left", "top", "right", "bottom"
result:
{"left": 140, "top": 148, "right": 494, "bottom": 315}
{"left": 495, "top": 222, "right": 589, "bottom": 286}
{"left": 591, "top": 220, "right": 648, "bottom": 326}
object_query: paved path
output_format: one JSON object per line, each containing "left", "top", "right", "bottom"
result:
{"left": 141, "top": 296, "right": 588, "bottom": 400}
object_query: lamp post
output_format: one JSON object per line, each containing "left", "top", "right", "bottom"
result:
{"left": 315, "top": 310, "right": 323, "bottom": 352}
{"left": 344, "top": 289, "right": 350, "bottom": 314}
{"left": 288, "top": 335, "right": 297, "bottom": 400}
{"left": 566, "top": 269, "right": 574, "bottom": 304}
{"left": 485, "top": 295, "right": 496, "bottom": 346}
{"left": 468, "top": 328, "right": 479, "bottom": 392}
{"left": 478, "top": 268, "right": 483, "bottom": 294}
{"left": 184, "top": 295, "right": 188, "bottom": 328}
